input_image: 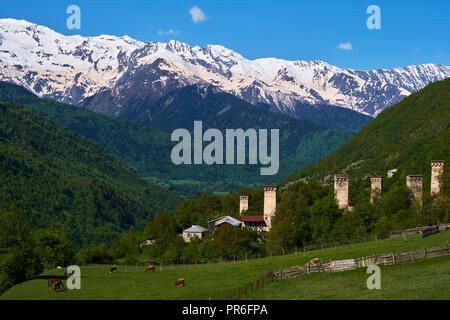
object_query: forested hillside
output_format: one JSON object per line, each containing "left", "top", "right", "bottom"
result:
{"left": 0, "top": 82, "right": 354, "bottom": 192}
{"left": 283, "top": 78, "right": 450, "bottom": 192}
{"left": 0, "top": 100, "right": 182, "bottom": 248}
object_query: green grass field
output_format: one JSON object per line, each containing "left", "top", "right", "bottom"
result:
{"left": 248, "top": 256, "right": 450, "bottom": 300}
{"left": 1, "top": 230, "right": 449, "bottom": 300}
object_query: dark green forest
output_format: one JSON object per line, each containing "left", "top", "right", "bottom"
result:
{"left": 0, "top": 99, "right": 183, "bottom": 248}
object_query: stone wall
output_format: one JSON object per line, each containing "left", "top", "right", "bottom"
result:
{"left": 431, "top": 160, "right": 445, "bottom": 196}
{"left": 263, "top": 185, "right": 278, "bottom": 230}
{"left": 239, "top": 195, "right": 249, "bottom": 213}
{"left": 334, "top": 174, "right": 349, "bottom": 209}
{"left": 406, "top": 175, "right": 423, "bottom": 205}
{"left": 370, "top": 176, "right": 383, "bottom": 203}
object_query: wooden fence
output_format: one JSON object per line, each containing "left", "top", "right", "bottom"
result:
{"left": 390, "top": 223, "right": 449, "bottom": 239}
{"left": 222, "top": 244, "right": 450, "bottom": 300}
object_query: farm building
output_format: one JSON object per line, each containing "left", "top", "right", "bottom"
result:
{"left": 208, "top": 216, "right": 242, "bottom": 231}
{"left": 182, "top": 225, "right": 209, "bottom": 242}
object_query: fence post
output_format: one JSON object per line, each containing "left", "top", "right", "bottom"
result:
{"left": 172, "top": 262, "right": 174, "bottom": 271}
{"left": 424, "top": 248, "right": 427, "bottom": 259}
{"left": 391, "top": 252, "right": 396, "bottom": 264}
{"left": 307, "top": 264, "right": 310, "bottom": 275}
{"left": 410, "top": 251, "right": 414, "bottom": 262}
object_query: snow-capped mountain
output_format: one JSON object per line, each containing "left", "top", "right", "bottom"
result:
{"left": 0, "top": 18, "right": 449, "bottom": 117}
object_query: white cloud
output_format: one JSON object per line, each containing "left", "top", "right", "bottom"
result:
{"left": 158, "top": 29, "right": 180, "bottom": 36}
{"left": 337, "top": 42, "right": 353, "bottom": 50}
{"left": 189, "top": 6, "right": 208, "bottom": 23}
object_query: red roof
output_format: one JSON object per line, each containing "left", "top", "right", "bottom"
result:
{"left": 242, "top": 215, "right": 265, "bottom": 222}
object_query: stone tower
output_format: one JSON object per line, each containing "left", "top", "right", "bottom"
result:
{"left": 334, "top": 174, "right": 349, "bottom": 209}
{"left": 370, "top": 176, "right": 383, "bottom": 203}
{"left": 239, "top": 195, "right": 249, "bottom": 213}
{"left": 406, "top": 175, "right": 423, "bottom": 205}
{"left": 431, "top": 160, "right": 445, "bottom": 197}
{"left": 263, "top": 185, "right": 278, "bottom": 230}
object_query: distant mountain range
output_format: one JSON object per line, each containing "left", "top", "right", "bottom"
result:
{"left": 0, "top": 18, "right": 449, "bottom": 120}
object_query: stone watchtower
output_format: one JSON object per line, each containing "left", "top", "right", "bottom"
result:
{"left": 334, "top": 174, "right": 349, "bottom": 209}
{"left": 431, "top": 160, "right": 445, "bottom": 197}
{"left": 263, "top": 185, "right": 278, "bottom": 231}
{"left": 370, "top": 176, "right": 383, "bottom": 203}
{"left": 406, "top": 175, "right": 423, "bottom": 205}
{"left": 239, "top": 195, "right": 249, "bottom": 213}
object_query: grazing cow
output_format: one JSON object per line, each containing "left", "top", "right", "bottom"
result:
{"left": 145, "top": 265, "right": 155, "bottom": 272}
{"left": 175, "top": 278, "right": 185, "bottom": 288}
{"left": 308, "top": 257, "right": 320, "bottom": 265}
{"left": 49, "top": 279, "right": 64, "bottom": 292}
{"left": 109, "top": 267, "right": 117, "bottom": 274}
{"left": 53, "top": 279, "right": 64, "bottom": 292}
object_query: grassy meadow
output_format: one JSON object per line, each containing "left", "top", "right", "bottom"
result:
{"left": 1, "top": 230, "right": 449, "bottom": 300}
{"left": 248, "top": 255, "right": 450, "bottom": 300}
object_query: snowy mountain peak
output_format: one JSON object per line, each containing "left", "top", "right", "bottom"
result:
{"left": 0, "top": 18, "right": 449, "bottom": 116}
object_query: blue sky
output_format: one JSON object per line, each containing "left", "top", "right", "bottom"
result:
{"left": 0, "top": 0, "right": 448, "bottom": 70}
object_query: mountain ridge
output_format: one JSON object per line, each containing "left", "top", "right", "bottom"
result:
{"left": 1, "top": 18, "right": 449, "bottom": 119}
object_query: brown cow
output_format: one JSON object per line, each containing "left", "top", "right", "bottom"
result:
{"left": 175, "top": 278, "right": 185, "bottom": 288}
{"left": 48, "top": 278, "right": 59, "bottom": 289}
{"left": 49, "top": 279, "right": 64, "bottom": 292}
{"left": 145, "top": 265, "right": 155, "bottom": 272}
{"left": 308, "top": 257, "right": 320, "bottom": 265}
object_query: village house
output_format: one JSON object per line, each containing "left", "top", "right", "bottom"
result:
{"left": 207, "top": 216, "right": 242, "bottom": 231}
{"left": 241, "top": 215, "right": 267, "bottom": 232}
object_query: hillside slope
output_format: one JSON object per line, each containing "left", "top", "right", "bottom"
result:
{"left": 0, "top": 100, "right": 182, "bottom": 248}
{"left": 283, "top": 78, "right": 450, "bottom": 192}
